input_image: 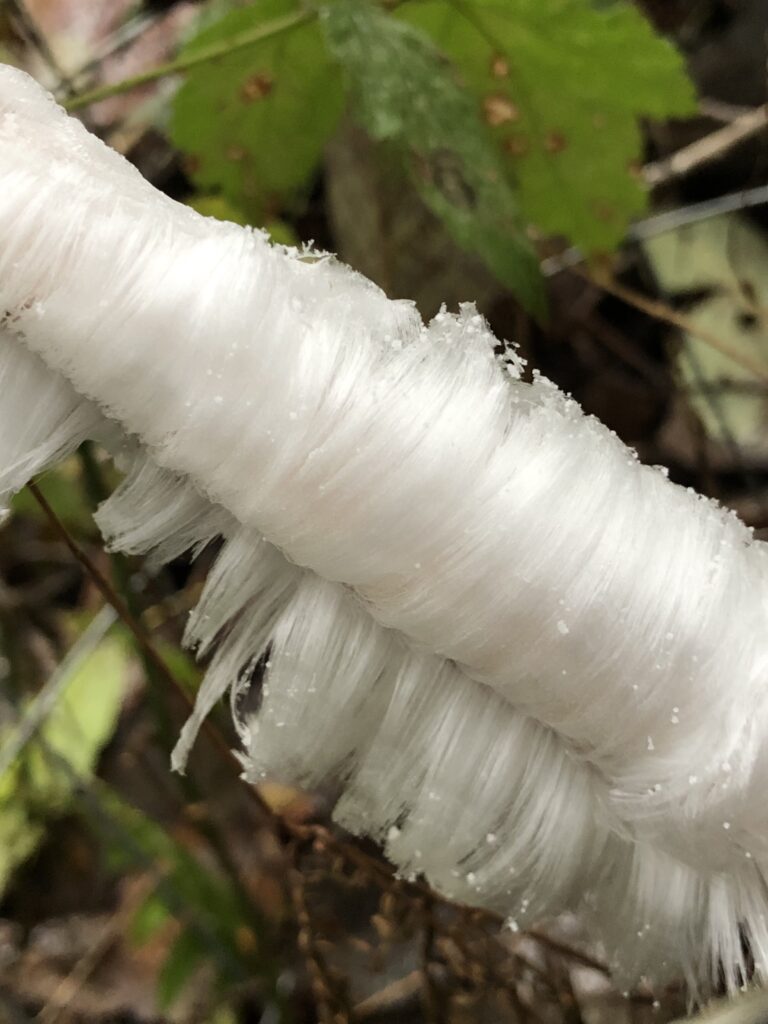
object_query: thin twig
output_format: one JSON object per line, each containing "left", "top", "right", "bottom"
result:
{"left": 582, "top": 310, "right": 672, "bottom": 391}
{"left": 353, "top": 970, "right": 423, "bottom": 1020}
{"left": 28, "top": 484, "right": 187, "bottom": 702}
{"left": 420, "top": 898, "right": 441, "bottom": 1022}
{"left": 541, "top": 185, "right": 768, "bottom": 278}
{"left": 698, "top": 98, "right": 755, "bottom": 124}
{"left": 525, "top": 928, "right": 614, "bottom": 975}
{"left": 64, "top": 8, "right": 314, "bottom": 112}
{"left": 287, "top": 842, "right": 349, "bottom": 1024}
{"left": 25, "top": 481, "right": 265, "bottom": 796}
{"left": 78, "top": 444, "right": 176, "bottom": 748}
{"left": 644, "top": 105, "right": 768, "bottom": 187}
{"left": 574, "top": 267, "right": 768, "bottom": 384}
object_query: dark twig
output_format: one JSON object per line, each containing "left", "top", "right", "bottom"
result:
{"left": 574, "top": 266, "right": 768, "bottom": 384}
{"left": 541, "top": 186, "right": 768, "bottom": 279}
{"left": 287, "top": 842, "right": 350, "bottom": 1024}
{"left": 420, "top": 898, "right": 442, "bottom": 1022}
{"left": 26, "top": 479, "right": 288, "bottom": 830}
{"left": 644, "top": 105, "right": 768, "bottom": 187}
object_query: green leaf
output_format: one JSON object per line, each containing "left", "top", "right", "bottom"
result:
{"left": 42, "top": 634, "right": 130, "bottom": 778}
{"left": 400, "top": 0, "right": 697, "bottom": 251}
{"left": 130, "top": 893, "right": 173, "bottom": 946}
{"left": 171, "top": 0, "right": 344, "bottom": 219}
{"left": 157, "top": 928, "right": 206, "bottom": 1010}
{"left": 323, "top": 0, "right": 545, "bottom": 316}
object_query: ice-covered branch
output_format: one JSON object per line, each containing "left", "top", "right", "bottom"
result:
{"left": 1, "top": 63, "right": 766, "bottom": 990}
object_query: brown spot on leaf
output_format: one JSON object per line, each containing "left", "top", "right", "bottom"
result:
{"left": 505, "top": 134, "right": 530, "bottom": 158}
{"left": 240, "top": 72, "right": 273, "bottom": 103}
{"left": 184, "top": 154, "right": 201, "bottom": 175}
{"left": 592, "top": 113, "right": 607, "bottom": 130}
{"left": 592, "top": 201, "right": 616, "bottom": 223}
{"left": 544, "top": 131, "right": 567, "bottom": 154}
{"left": 490, "top": 54, "right": 510, "bottom": 78}
{"left": 627, "top": 159, "right": 644, "bottom": 180}
{"left": 226, "top": 145, "right": 247, "bottom": 162}
{"left": 483, "top": 93, "right": 519, "bottom": 126}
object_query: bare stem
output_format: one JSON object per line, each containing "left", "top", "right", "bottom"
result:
{"left": 64, "top": 8, "right": 315, "bottom": 112}
{"left": 644, "top": 104, "right": 768, "bottom": 187}
{"left": 576, "top": 266, "right": 768, "bottom": 385}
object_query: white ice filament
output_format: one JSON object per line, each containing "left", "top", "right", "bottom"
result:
{"left": 1, "top": 63, "right": 768, "bottom": 990}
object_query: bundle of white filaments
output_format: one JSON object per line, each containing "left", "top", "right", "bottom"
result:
{"left": 2, "top": 63, "right": 768, "bottom": 993}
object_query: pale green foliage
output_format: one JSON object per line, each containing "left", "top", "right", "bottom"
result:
{"left": 171, "top": 0, "right": 345, "bottom": 219}
{"left": 400, "top": 0, "right": 697, "bottom": 251}
{"left": 644, "top": 215, "right": 768, "bottom": 452}
{"left": 0, "top": 630, "right": 129, "bottom": 895}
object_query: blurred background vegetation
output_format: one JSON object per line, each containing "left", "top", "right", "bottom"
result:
{"left": 1, "top": 0, "right": 768, "bottom": 1020}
